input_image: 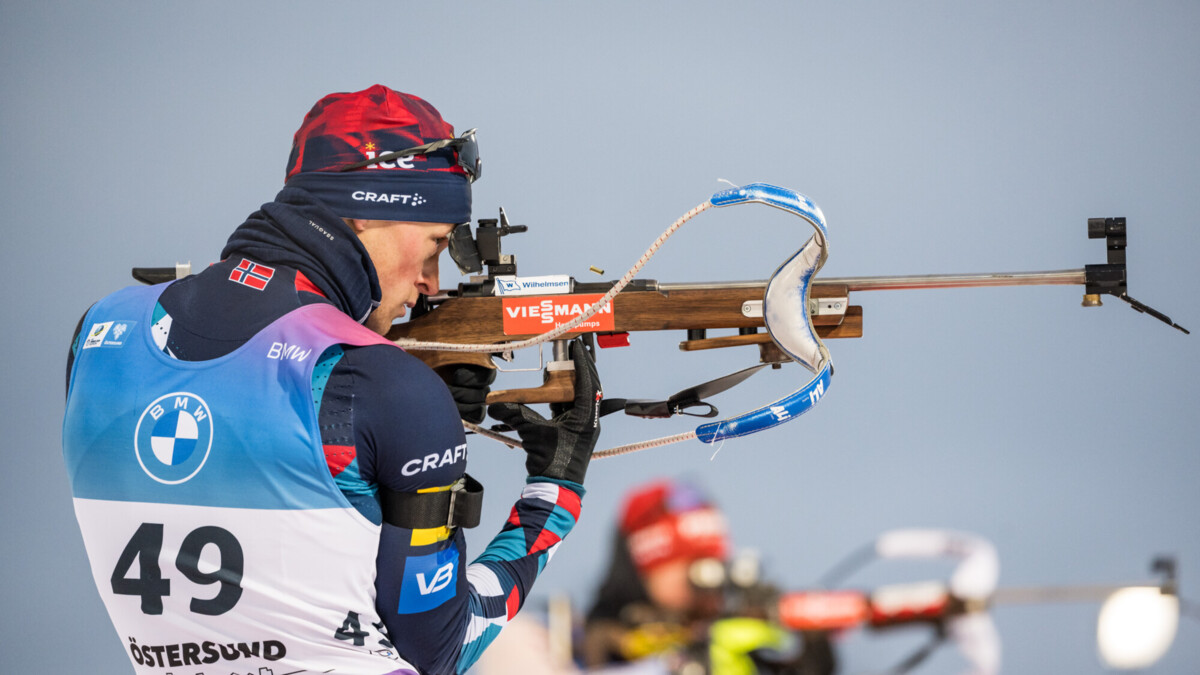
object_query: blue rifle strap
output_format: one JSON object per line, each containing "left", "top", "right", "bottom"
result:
{"left": 695, "top": 362, "right": 832, "bottom": 442}
{"left": 694, "top": 183, "right": 833, "bottom": 444}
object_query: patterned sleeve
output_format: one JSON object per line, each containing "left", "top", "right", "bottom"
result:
{"left": 455, "top": 478, "right": 584, "bottom": 672}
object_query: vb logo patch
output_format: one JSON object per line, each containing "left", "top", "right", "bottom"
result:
{"left": 134, "top": 392, "right": 214, "bottom": 484}
{"left": 397, "top": 548, "right": 459, "bottom": 614}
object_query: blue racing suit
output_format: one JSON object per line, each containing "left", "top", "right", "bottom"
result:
{"left": 63, "top": 187, "right": 583, "bottom": 675}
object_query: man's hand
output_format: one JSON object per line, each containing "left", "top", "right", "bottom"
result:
{"left": 487, "top": 340, "right": 602, "bottom": 484}
{"left": 443, "top": 364, "right": 497, "bottom": 424}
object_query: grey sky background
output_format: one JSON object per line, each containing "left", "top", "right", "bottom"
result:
{"left": 3, "top": 2, "right": 1197, "bottom": 673}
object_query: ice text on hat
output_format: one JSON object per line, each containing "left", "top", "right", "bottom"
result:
{"left": 362, "top": 142, "right": 417, "bottom": 170}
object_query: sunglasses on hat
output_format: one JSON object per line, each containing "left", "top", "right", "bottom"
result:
{"left": 340, "top": 128, "right": 482, "bottom": 182}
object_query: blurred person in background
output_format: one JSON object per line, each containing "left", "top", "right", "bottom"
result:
{"left": 582, "top": 479, "right": 732, "bottom": 667}
{"left": 474, "top": 479, "right": 836, "bottom": 675}
{"left": 582, "top": 479, "right": 817, "bottom": 675}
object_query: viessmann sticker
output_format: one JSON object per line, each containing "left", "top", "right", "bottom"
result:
{"left": 502, "top": 294, "right": 614, "bottom": 335}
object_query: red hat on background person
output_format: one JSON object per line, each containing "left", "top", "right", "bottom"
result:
{"left": 619, "top": 480, "right": 730, "bottom": 576}
{"left": 284, "top": 84, "right": 476, "bottom": 225}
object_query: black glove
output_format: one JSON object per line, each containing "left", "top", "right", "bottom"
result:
{"left": 487, "top": 340, "right": 603, "bottom": 484}
{"left": 442, "top": 363, "right": 497, "bottom": 425}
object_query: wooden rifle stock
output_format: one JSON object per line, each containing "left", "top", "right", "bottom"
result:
{"left": 385, "top": 281, "right": 863, "bottom": 404}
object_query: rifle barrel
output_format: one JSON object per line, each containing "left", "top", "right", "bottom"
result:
{"left": 990, "top": 582, "right": 1161, "bottom": 606}
{"left": 658, "top": 269, "right": 1088, "bottom": 292}
{"left": 831, "top": 269, "right": 1088, "bottom": 291}
{"left": 424, "top": 269, "right": 1090, "bottom": 301}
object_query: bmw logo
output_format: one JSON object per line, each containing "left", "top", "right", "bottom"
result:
{"left": 134, "top": 392, "right": 214, "bottom": 484}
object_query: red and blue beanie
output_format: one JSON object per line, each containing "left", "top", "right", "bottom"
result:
{"left": 285, "top": 85, "right": 471, "bottom": 224}
{"left": 620, "top": 480, "right": 730, "bottom": 574}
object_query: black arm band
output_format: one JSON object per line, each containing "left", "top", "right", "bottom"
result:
{"left": 380, "top": 474, "right": 484, "bottom": 530}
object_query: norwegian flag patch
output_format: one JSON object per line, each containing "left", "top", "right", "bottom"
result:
{"left": 229, "top": 259, "right": 275, "bottom": 290}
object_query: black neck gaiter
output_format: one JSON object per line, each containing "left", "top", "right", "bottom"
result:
{"left": 222, "top": 187, "right": 381, "bottom": 323}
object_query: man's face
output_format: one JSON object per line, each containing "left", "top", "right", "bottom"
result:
{"left": 351, "top": 219, "right": 455, "bottom": 335}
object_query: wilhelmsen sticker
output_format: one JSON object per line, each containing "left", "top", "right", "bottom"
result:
{"left": 134, "top": 392, "right": 214, "bottom": 485}
{"left": 493, "top": 275, "right": 572, "bottom": 297}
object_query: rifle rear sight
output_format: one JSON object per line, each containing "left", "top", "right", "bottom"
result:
{"left": 449, "top": 207, "right": 527, "bottom": 280}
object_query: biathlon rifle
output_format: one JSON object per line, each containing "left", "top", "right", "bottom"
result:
{"left": 384, "top": 206, "right": 1188, "bottom": 410}
{"left": 543, "top": 530, "right": 1183, "bottom": 673}
{"left": 132, "top": 184, "right": 1189, "bottom": 455}
{"left": 764, "top": 530, "right": 1184, "bottom": 674}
